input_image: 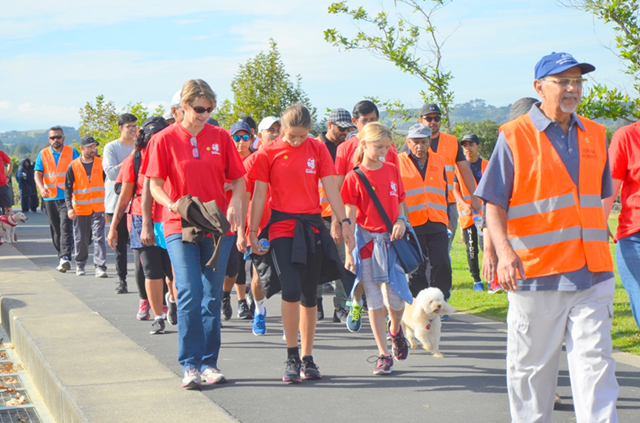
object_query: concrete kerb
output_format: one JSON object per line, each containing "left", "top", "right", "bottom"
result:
{"left": 0, "top": 243, "right": 237, "bottom": 423}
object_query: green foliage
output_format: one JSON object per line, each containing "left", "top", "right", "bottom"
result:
{"left": 212, "top": 39, "right": 317, "bottom": 128}
{"left": 452, "top": 119, "right": 501, "bottom": 160}
{"left": 563, "top": 1, "right": 640, "bottom": 121}
{"left": 79, "top": 95, "right": 164, "bottom": 154}
{"left": 325, "top": 0, "right": 455, "bottom": 131}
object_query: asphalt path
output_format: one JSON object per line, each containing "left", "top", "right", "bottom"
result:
{"left": 7, "top": 211, "right": 640, "bottom": 422}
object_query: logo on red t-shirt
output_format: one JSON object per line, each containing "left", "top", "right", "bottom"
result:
{"left": 390, "top": 181, "right": 398, "bottom": 197}
{"left": 211, "top": 144, "right": 220, "bottom": 155}
{"left": 306, "top": 158, "right": 316, "bottom": 174}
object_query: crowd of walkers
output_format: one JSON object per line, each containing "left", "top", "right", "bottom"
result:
{"left": 5, "top": 51, "right": 638, "bottom": 422}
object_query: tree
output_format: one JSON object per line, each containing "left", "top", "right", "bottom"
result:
{"left": 324, "top": 0, "right": 456, "bottom": 131}
{"left": 79, "top": 95, "right": 164, "bottom": 154}
{"left": 561, "top": 0, "right": 640, "bottom": 122}
{"left": 452, "top": 119, "right": 501, "bottom": 160}
{"left": 212, "top": 39, "right": 317, "bottom": 128}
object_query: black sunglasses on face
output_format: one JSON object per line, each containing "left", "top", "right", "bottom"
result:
{"left": 422, "top": 115, "right": 441, "bottom": 123}
{"left": 334, "top": 125, "right": 351, "bottom": 132}
{"left": 49, "top": 135, "right": 63, "bottom": 140}
{"left": 191, "top": 105, "right": 214, "bottom": 114}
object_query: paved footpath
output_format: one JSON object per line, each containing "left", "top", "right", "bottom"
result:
{"left": 1, "top": 211, "right": 640, "bottom": 423}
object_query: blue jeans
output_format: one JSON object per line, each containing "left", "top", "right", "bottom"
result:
{"left": 617, "top": 231, "right": 640, "bottom": 330}
{"left": 166, "top": 234, "right": 232, "bottom": 372}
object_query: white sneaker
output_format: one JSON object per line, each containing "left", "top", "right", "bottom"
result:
{"left": 181, "top": 368, "right": 202, "bottom": 390}
{"left": 201, "top": 367, "right": 226, "bottom": 384}
{"left": 76, "top": 267, "right": 86, "bottom": 276}
{"left": 95, "top": 268, "right": 108, "bottom": 278}
{"left": 56, "top": 258, "right": 71, "bottom": 273}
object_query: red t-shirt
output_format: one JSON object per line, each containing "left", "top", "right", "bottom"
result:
{"left": 145, "top": 123, "right": 246, "bottom": 237}
{"left": 334, "top": 135, "right": 398, "bottom": 176}
{"left": 341, "top": 162, "right": 406, "bottom": 233}
{"left": 0, "top": 151, "right": 11, "bottom": 186}
{"left": 248, "top": 137, "right": 335, "bottom": 240}
{"left": 244, "top": 152, "right": 271, "bottom": 234}
{"left": 610, "top": 122, "right": 640, "bottom": 240}
{"left": 120, "top": 150, "right": 164, "bottom": 223}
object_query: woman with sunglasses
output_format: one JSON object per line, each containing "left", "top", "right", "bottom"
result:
{"left": 221, "top": 121, "right": 254, "bottom": 321}
{"left": 146, "top": 79, "right": 246, "bottom": 389}
{"left": 249, "top": 103, "right": 354, "bottom": 383}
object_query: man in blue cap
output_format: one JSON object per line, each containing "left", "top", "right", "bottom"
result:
{"left": 477, "top": 53, "right": 618, "bottom": 421}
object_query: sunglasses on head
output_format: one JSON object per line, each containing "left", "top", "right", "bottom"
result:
{"left": 49, "top": 135, "right": 63, "bottom": 140}
{"left": 191, "top": 105, "right": 214, "bottom": 114}
{"left": 232, "top": 134, "right": 251, "bottom": 142}
{"left": 422, "top": 115, "right": 441, "bottom": 123}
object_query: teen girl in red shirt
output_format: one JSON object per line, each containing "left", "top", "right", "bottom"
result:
{"left": 341, "top": 122, "right": 412, "bottom": 375}
{"left": 248, "top": 103, "right": 355, "bottom": 383}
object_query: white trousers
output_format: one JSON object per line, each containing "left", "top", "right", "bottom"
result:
{"left": 506, "top": 279, "right": 619, "bottom": 423}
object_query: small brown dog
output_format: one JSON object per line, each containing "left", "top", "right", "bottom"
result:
{"left": 402, "top": 287, "right": 454, "bottom": 358}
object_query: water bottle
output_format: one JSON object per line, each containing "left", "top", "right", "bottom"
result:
{"left": 243, "top": 246, "right": 252, "bottom": 260}
{"left": 473, "top": 212, "right": 482, "bottom": 231}
{"left": 447, "top": 229, "right": 452, "bottom": 238}
{"left": 258, "top": 238, "right": 270, "bottom": 253}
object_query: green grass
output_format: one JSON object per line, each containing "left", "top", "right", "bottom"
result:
{"left": 447, "top": 213, "right": 640, "bottom": 355}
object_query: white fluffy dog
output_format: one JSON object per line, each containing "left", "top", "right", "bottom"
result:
{"left": 401, "top": 287, "right": 454, "bottom": 358}
{"left": 0, "top": 212, "right": 28, "bottom": 243}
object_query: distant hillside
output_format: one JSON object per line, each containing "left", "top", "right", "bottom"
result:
{"left": 0, "top": 126, "right": 80, "bottom": 156}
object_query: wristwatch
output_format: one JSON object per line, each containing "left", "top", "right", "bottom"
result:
{"left": 396, "top": 215, "right": 408, "bottom": 224}
{"left": 167, "top": 201, "right": 175, "bottom": 213}
{"left": 340, "top": 218, "right": 352, "bottom": 226}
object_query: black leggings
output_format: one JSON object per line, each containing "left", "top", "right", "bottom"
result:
{"left": 408, "top": 230, "right": 452, "bottom": 300}
{"left": 271, "top": 235, "right": 324, "bottom": 307}
{"left": 461, "top": 224, "right": 482, "bottom": 282}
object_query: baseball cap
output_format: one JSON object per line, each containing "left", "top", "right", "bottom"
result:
{"left": 79, "top": 135, "right": 98, "bottom": 147}
{"left": 163, "top": 111, "right": 174, "bottom": 121}
{"left": 230, "top": 121, "right": 252, "bottom": 136}
{"left": 258, "top": 116, "right": 280, "bottom": 132}
{"left": 240, "top": 116, "right": 257, "bottom": 131}
{"left": 535, "top": 52, "right": 595, "bottom": 80}
{"left": 207, "top": 117, "right": 219, "bottom": 127}
{"left": 142, "top": 117, "right": 170, "bottom": 138}
{"left": 420, "top": 104, "right": 441, "bottom": 116}
{"left": 461, "top": 133, "right": 480, "bottom": 144}
{"left": 329, "top": 108, "right": 353, "bottom": 128}
{"left": 406, "top": 124, "right": 432, "bottom": 139}
{"left": 508, "top": 97, "right": 539, "bottom": 121}
{"left": 171, "top": 90, "right": 182, "bottom": 108}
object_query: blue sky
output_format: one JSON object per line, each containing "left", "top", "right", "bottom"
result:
{"left": 0, "top": 0, "right": 630, "bottom": 131}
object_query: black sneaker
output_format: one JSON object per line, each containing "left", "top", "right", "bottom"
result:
{"left": 317, "top": 297, "right": 324, "bottom": 321}
{"left": 237, "top": 299, "right": 253, "bottom": 320}
{"left": 300, "top": 355, "right": 322, "bottom": 380}
{"left": 165, "top": 292, "right": 177, "bottom": 326}
{"left": 283, "top": 356, "right": 302, "bottom": 384}
{"left": 222, "top": 295, "right": 232, "bottom": 321}
{"left": 333, "top": 307, "right": 349, "bottom": 323}
{"left": 150, "top": 318, "right": 165, "bottom": 334}
{"left": 115, "top": 280, "right": 128, "bottom": 294}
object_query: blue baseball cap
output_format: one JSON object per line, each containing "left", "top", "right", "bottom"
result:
{"left": 230, "top": 121, "right": 252, "bottom": 136}
{"left": 535, "top": 52, "right": 595, "bottom": 80}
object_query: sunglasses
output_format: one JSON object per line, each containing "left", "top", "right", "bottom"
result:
{"left": 49, "top": 135, "right": 63, "bottom": 140}
{"left": 334, "top": 125, "right": 352, "bottom": 132}
{"left": 190, "top": 137, "right": 199, "bottom": 159}
{"left": 232, "top": 134, "right": 251, "bottom": 142}
{"left": 191, "top": 105, "right": 214, "bottom": 114}
{"left": 422, "top": 115, "right": 441, "bottom": 123}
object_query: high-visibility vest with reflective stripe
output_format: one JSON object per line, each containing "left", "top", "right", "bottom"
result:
{"left": 398, "top": 151, "right": 448, "bottom": 227}
{"left": 71, "top": 157, "right": 105, "bottom": 216}
{"left": 431, "top": 132, "right": 459, "bottom": 203}
{"left": 315, "top": 136, "right": 333, "bottom": 218}
{"left": 455, "top": 159, "right": 488, "bottom": 229}
{"left": 503, "top": 113, "right": 613, "bottom": 278}
{"left": 41, "top": 145, "right": 73, "bottom": 198}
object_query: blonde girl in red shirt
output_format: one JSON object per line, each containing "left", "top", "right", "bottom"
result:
{"left": 249, "top": 103, "right": 355, "bottom": 383}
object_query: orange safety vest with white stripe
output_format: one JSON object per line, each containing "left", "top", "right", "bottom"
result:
{"left": 455, "top": 159, "right": 488, "bottom": 229}
{"left": 398, "top": 151, "right": 448, "bottom": 227}
{"left": 431, "top": 132, "right": 459, "bottom": 203}
{"left": 41, "top": 145, "right": 74, "bottom": 198}
{"left": 502, "top": 113, "right": 613, "bottom": 278}
{"left": 71, "top": 157, "right": 105, "bottom": 216}
{"left": 315, "top": 136, "right": 334, "bottom": 218}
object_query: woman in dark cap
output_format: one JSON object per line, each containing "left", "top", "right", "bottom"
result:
{"left": 17, "top": 158, "right": 39, "bottom": 213}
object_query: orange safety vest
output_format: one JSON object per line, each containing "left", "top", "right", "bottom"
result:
{"left": 41, "top": 145, "right": 74, "bottom": 198}
{"left": 502, "top": 113, "right": 613, "bottom": 278}
{"left": 71, "top": 157, "right": 105, "bottom": 216}
{"left": 315, "top": 136, "right": 335, "bottom": 218}
{"left": 398, "top": 151, "right": 448, "bottom": 227}
{"left": 431, "top": 132, "right": 459, "bottom": 203}
{"left": 455, "top": 159, "right": 488, "bottom": 229}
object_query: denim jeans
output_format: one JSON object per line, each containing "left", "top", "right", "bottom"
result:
{"left": 166, "top": 234, "right": 232, "bottom": 372}
{"left": 617, "top": 230, "right": 640, "bottom": 330}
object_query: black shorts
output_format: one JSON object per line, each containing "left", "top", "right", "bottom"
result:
{"left": 271, "top": 234, "right": 324, "bottom": 307}
{"left": 0, "top": 184, "right": 11, "bottom": 209}
{"left": 226, "top": 236, "right": 240, "bottom": 278}
{"left": 137, "top": 246, "right": 173, "bottom": 281}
